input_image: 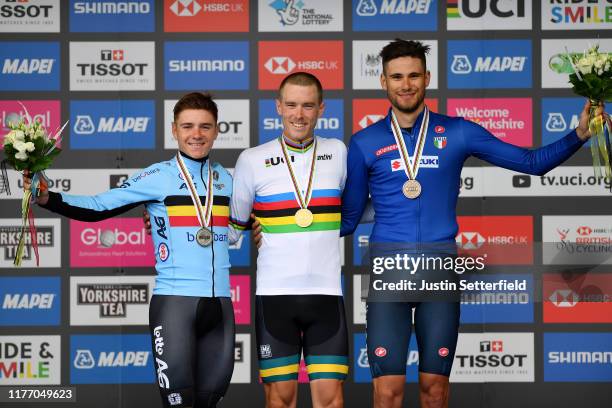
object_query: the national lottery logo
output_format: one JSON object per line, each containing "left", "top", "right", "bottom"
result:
{"left": 269, "top": 0, "right": 301, "bottom": 25}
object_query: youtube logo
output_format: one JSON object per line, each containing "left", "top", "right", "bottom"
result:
{"left": 513, "top": 175, "right": 531, "bottom": 188}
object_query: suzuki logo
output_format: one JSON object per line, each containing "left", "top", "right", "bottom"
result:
{"left": 358, "top": 114, "right": 384, "bottom": 129}
{"left": 265, "top": 57, "right": 296, "bottom": 74}
{"left": 549, "top": 289, "right": 579, "bottom": 308}
{"left": 545, "top": 113, "right": 566, "bottom": 132}
{"left": 576, "top": 226, "right": 592, "bottom": 236}
{"left": 455, "top": 232, "right": 485, "bottom": 249}
{"left": 451, "top": 55, "right": 472, "bottom": 74}
{"left": 170, "top": 0, "right": 201, "bottom": 16}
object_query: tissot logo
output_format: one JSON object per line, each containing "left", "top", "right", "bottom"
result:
{"left": 70, "top": 42, "right": 155, "bottom": 91}
{"left": 0, "top": 0, "right": 59, "bottom": 33}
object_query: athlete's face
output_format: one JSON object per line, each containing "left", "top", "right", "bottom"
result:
{"left": 172, "top": 109, "right": 218, "bottom": 159}
{"left": 276, "top": 83, "right": 324, "bottom": 142}
{"left": 381, "top": 56, "right": 430, "bottom": 114}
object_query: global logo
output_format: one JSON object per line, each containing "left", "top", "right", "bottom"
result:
{"left": 549, "top": 290, "right": 579, "bottom": 308}
{"left": 456, "top": 232, "right": 485, "bottom": 249}
{"left": 74, "top": 349, "right": 95, "bottom": 369}
{"left": 269, "top": 0, "right": 301, "bottom": 25}
{"left": 451, "top": 55, "right": 472, "bottom": 74}
{"left": 545, "top": 113, "right": 566, "bottom": 132}
{"left": 169, "top": 0, "right": 201, "bottom": 16}
{"left": 265, "top": 57, "right": 296, "bottom": 74}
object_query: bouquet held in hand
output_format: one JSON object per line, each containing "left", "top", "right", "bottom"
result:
{"left": 2, "top": 103, "right": 67, "bottom": 266}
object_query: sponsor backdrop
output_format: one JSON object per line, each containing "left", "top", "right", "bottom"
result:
{"left": 0, "top": 1, "right": 610, "bottom": 407}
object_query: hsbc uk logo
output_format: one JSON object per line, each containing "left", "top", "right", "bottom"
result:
{"left": 265, "top": 56, "right": 296, "bottom": 74}
{"left": 265, "top": 56, "right": 337, "bottom": 74}
{"left": 359, "top": 114, "right": 384, "bottom": 129}
{"left": 549, "top": 290, "right": 579, "bottom": 308}
{"left": 456, "top": 232, "right": 485, "bottom": 249}
{"left": 169, "top": 0, "right": 244, "bottom": 15}
{"left": 170, "top": 0, "right": 201, "bottom": 16}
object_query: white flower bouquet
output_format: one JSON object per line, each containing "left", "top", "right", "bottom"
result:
{"left": 567, "top": 44, "right": 612, "bottom": 178}
{"left": 2, "top": 103, "right": 67, "bottom": 266}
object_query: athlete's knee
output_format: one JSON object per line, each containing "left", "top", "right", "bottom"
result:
{"left": 265, "top": 383, "right": 296, "bottom": 408}
{"left": 194, "top": 391, "right": 222, "bottom": 408}
{"left": 418, "top": 376, "right": 448, "bottom": 408}
{"left": 373, "top": 378, "right": 404, "bottom": 406}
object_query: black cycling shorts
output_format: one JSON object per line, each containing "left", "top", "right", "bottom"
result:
{"left": 255, "top": 295, "right": 348, "bottom": 383}
{"left": 149, "top": 295, "right": 235, "bottom": 408}
{"left": 366, "top": 301, "right": 460, "bottom": 378}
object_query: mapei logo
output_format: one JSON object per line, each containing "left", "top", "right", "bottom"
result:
{"left": 353, "top": 0, "right": 437, "bottom": 31}
{"left": 456, "top": 232, "right": 486, "bottom": 249}
{"left": 542, "top": 98, "right": 585, "bottom": 145}
{"left": 447, "top": 40, "right": 531, "bottom": 89}
{"left": 70, "top": 100, "right": 155, "bottom": 150}
{"left": 451, "top": 54, "right": 526, "bottom": 74}
{"left": 545, "top": 113, "right": 567, "bottom": 132}
{"left": 0, "top": 42, "right": 59, "bottom": 90}
{"left": 264, "top": 56, "right": 296, "bottom": 74}
{"left": 74, "top": 349, "right": 95, "bottom": 369}
{"left": 0, "top": 277, "right": 61, "bottom": 326}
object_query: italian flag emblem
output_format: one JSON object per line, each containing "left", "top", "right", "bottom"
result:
{"left": 434, "top": 136, "right": 447, "bottom": 149}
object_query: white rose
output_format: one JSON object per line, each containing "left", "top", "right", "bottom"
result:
{"left": 23, "top": 141, "right": 34, "bottom": 152}
{"left": 13, "top": 130, "right": 25, "bottom": 142}
{"left": 577, "top": 58, "right": 592, "bottom": 75}
{"left": 3, "top": 130, "right": 16, "bottom": 146}
{"left": 32, "top": 128, "right": 45, "bottom": 140}
{"left": 14, "top": 150, "right": 28, "bottom": 161}
{"left": 13, "top": 140, "right": 26, "bottom": 152}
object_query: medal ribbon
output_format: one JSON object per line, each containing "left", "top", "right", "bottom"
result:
{"left": 176, "top": 153, "right": 213, "bottom": 228}
{"left": 279, "top": 135, "right": 317, "bottom": 210}
{"left": 390, "top": 107, "right": 430, "bottom": 181}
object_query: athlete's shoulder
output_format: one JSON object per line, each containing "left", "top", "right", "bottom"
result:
{"left": 352, "top": 115, "right": 390, "bottom": 142}
{"left": 211, "top": 161, "right": 232, "bottom": 178}
{"left": 429, "top": 110, "right": 463, "bottom": 129}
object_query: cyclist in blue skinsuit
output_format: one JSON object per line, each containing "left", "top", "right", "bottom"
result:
{"left": 340, "top": 40, "right": 601, "bottom": 408}
{"left": 25, "top": 93, "right": 235, "bottom": 408}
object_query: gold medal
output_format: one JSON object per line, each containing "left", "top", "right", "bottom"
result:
{"left": 295, "top": 208, "right": 314, "bottom": 228}
{"left": 196, "top": 227, "right": 213, "bottom": 247}
{"left": 402, "top": 179, "right": 421, "bottom": 199}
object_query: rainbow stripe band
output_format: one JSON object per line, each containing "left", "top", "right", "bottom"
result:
{"left": 259, "top": 354, "right": 300, "bottom": 383}
{"left": 253, "top": 190, "right": 341, "bottom": 234}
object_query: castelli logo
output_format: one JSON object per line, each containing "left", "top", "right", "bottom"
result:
{"left": 435, "top": 126, "right": 445, "bottom": 133}
{"left": 438, "top": 347, "right": 449, "bottom": 357}
{"left": 374, "top": 347, "right": 387, "bottom": 358}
